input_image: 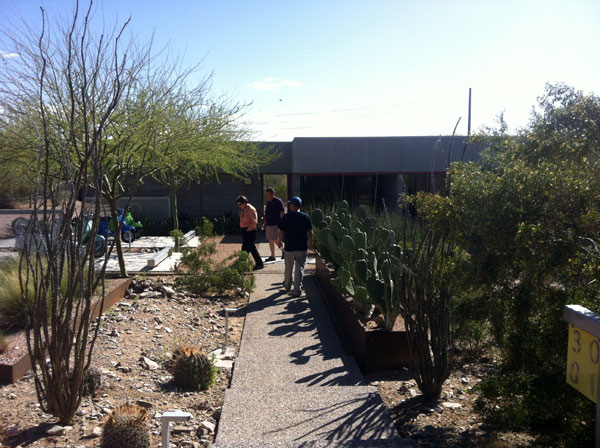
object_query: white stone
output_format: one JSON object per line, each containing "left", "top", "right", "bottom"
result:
{"left": 215, "top": 359, "right": 233, "bottom": 370}
{"left": 46, "top": 425, "right": 66, "bottom": 436}
{"left": 140, "top": 291, "right": 162, "bottom": 299}
{"left": 161, "top": 285, "right": 176, "bottom": 297}
{"left": 90, "top": 426, "right": 103, "bottom": 438}
{"left": 199, "top": 420, "right": 215, "bottom": 433}
{"left": 172, "top": 425, "right": 194, "bottom": 434}
{"left": 442, "top": 402, "right": 463, "bottom": 409}
{"left": 141, "top": 356, "right": 159, "bottom": 370}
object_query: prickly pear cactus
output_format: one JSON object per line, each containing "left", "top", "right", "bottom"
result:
{"left": 102, "top": 403, "right": 150, "bottom": 448}
{"left": 172, "top": 345, "right": 216, "bottom": 391}
{"left": 332, "top": 264, "right": 355, "bottom": 296}
{"left": 310, "top": 209, "right": 327, "bottom": 229}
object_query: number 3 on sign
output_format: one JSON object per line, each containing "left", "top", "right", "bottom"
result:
{"left": 567, "top": 324, "right": 600, "bottom": 402}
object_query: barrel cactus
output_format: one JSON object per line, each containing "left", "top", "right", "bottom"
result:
{"left": 172, "top": 345, "right": 216, "bottom": 391}
{"left": 102, "top": 403, "right": 151, "bottom": 448}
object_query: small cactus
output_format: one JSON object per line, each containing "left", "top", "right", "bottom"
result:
{"left": 82, "top": 366, "right": 103, "bottom": 396}
{"left": 102, "top": 403, "right": 150, "bottom": 448}
{"left": 172, "top": 345, "right": 216, "bottom": 391}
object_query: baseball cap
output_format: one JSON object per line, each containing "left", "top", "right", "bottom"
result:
{"left": 288, "top": 196, "right": 302, "bottom": 206}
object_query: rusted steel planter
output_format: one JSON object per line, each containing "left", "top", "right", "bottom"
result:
{"left": 315, "top": 254, "right": 410, "bottom": 373}
{"left": 0, "top": 277, "right": 133, "bottom": 384}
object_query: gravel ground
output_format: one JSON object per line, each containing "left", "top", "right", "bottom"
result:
{"left": 367, "top": 359, "right": 537, "bottom": 447}
{"left": 0, "top": 274, "right": 248, "bottom": 447}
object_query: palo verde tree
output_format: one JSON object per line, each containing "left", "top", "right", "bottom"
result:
{"left": 0, "top": 1, "right": 153, "bottom": 424}
{"left": 97, "top": 54, "right": 218, "bottom": 276}
{"left": 98, "top": 87, "right": 168, "bottom": 276}
{"left": 0, "top": 117, "right": 38, "bottom": 206}
{"left": 152, "top": 86, "right": 276, "bottom": 230}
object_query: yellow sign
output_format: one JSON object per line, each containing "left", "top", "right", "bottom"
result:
{"left": 567, "top": 323, "right": 600, "bottom": 402}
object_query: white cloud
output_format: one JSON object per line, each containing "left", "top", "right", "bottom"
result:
{"left": 281, "top": 80, "right": 302, "bottom": 88}
{"left": 0, "top": 51, "right": 19, "bottom": 60}
{"left": 246, "top": 77, "right": 302, "bottom": 91}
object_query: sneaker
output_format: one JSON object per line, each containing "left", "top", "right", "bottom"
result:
{"left": 265, "top": 256, "right": 276, "bottom": 262}
{"left": 253, "top": 264, "right": 264, "bottom": 271}
{"left": 291, "top": 290, "right": 301, "bottom": 298}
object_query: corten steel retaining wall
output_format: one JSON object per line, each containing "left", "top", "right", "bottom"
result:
{"left": 0, "top": 278, "right": 132, "bottom": 384}
{"left": 315, "top": 254, "right": 410, "bottom": 373}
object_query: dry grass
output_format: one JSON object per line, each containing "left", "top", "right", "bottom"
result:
{"left": 0, "top": 331, "right": 7, "bottom": 354}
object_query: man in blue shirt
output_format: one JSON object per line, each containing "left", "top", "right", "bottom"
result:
{"left": 276, "top": 196, "right": 313, "bottom": 297}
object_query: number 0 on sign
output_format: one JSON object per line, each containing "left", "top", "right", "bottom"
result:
{"left": 567, "top": 323, "right": 600, "bottom": 402}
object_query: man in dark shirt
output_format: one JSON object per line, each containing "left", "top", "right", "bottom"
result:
{"left": 276, "top": 196, "right": 313, "bottom": 297}
{"left": 260, "top": 187, "right": 285, "bottom": 262}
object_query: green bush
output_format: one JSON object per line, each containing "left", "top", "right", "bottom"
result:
{"left": 195, "top": 217, "right": 214, "bottom": 238}
{"left": 416, "top": 84, "right": 600, "bottom": 445}
{"left": 176, "top": 241, "right": 254, "bottom": 295}
{"left": 169, "top": 229, "right": 184, "bottom": 251}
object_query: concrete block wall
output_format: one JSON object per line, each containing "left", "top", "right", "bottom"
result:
{"left": 122, "top": 175, "right": 263, "bottom": 223}
{"left": 200, "top": 174, "right": 263, "bottom": 220}
{"left": 288, "top": 174, "right": 301, "bottom": 199}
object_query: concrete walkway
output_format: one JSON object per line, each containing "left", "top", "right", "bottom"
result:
{"left": 213, "top": 244, "right": 407, "bottom": 447}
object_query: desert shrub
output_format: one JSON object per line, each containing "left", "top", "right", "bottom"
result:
{"left": 449, "top": 291, "right": 493, "bottom": 358}
{"left": 176, "top": 241, "right": 254, "bottom": 295}
{"left": 416, "top": 84, "right": 600, "bottom": 445}
{"left": 195, "top": 216, "right": 214, "bottom": 238}
{"left": 169, "top": 229, "right": 184, "bottom": 251}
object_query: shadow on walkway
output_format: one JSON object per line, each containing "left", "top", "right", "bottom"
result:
{"left": 266, "top": 392, "right": 397, "bottom": 442}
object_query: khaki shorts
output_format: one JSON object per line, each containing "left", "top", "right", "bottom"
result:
{"left": 265, "top": 225, "right": 279, "bottom": 241}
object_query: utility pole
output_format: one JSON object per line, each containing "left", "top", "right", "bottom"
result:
{"left": 468, "top": 87, "right": 472, "bottom": 137}
{"left": 461, "top": 88, "right": 472, "bottom": 162}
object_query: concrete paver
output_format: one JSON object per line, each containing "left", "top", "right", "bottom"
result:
{"left": 213, "top": 242, "right": 402, "bottom": 447}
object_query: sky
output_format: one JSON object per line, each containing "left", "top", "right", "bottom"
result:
{"left": 1, "top": 0, "right": 599, "bottom": 141}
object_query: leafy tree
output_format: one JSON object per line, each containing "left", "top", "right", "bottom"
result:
{"left": 98, "top": 83, "right": 177, "bottom": 276}
{"left": 416, "top": 83, "right": 600, "bottom": 445}
{"left": 0, "top": 1, "right": 164, "bottom": 424}
{"left": 151, "top": 87, "right": 276, "bottom": 230}
{"left": 0, "top": 122, "right": 37, "bottom": 206}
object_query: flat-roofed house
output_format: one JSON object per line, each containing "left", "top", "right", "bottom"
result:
{"left": 124, "top": 135, "right": 482, "bottom": 229}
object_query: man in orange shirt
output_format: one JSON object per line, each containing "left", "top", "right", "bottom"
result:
{"left": 236, "top": 195, "right": 264, "bottom": 270}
